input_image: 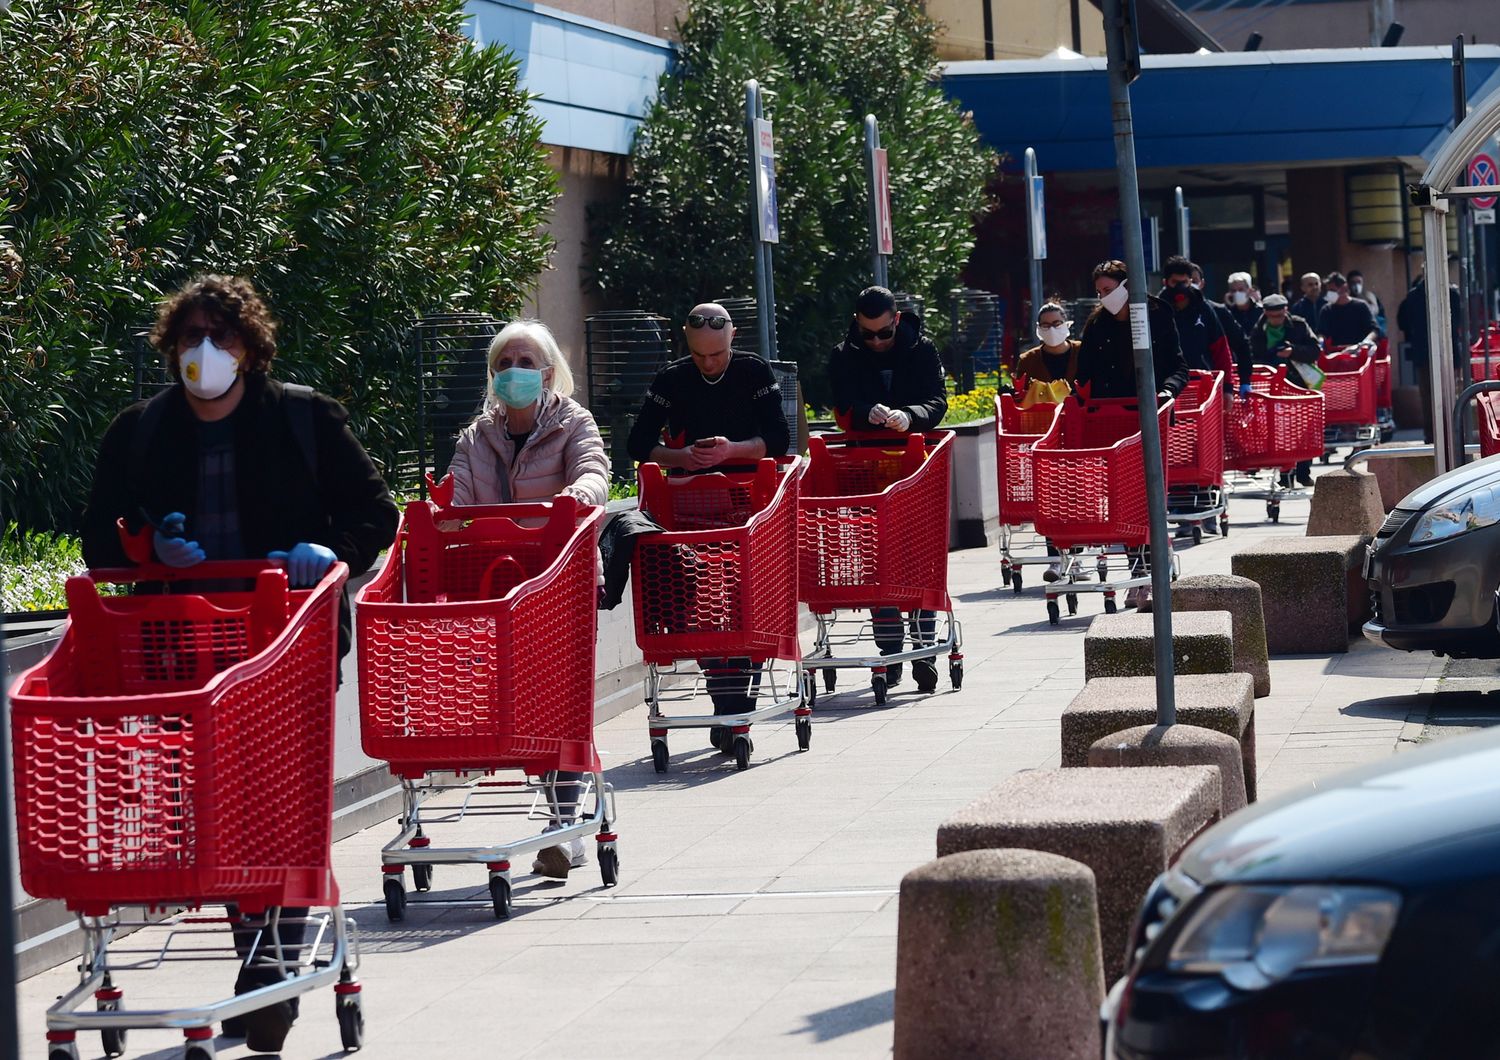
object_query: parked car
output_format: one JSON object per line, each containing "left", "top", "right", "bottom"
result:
{"left": 1103, "top": 727, "right": 1500, "bottom": 1059}
{"left": 1364, "top": 454, "right": 1500, "bottom": 658}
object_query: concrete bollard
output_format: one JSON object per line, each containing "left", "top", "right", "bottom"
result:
{"left": 1306, "top": 468, "right": 1385, "bottom": 538}
{"left": 1367, "top": 446, "right": 1437, "bottom": 511}
{"left": 1166, "top": 574, "right": 1271, "bottom": 697}
{"left": 1232, "top": 536, "right": 1369, "bottom": 654}
{"left": 1082, "top": 610, "right": 1233, "bottom": 682}
{"left": 894, "top": 849, "right": 1104, "bottom": 1060}
{"left": 1088, "top": 724, "right": 1248, "bottom": 816}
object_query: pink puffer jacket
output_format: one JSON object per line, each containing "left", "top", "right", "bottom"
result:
{"left": 446, "top": 392, "right": 610, "bottom": 582}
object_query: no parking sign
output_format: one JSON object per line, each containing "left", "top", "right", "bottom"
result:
{"left": 1469, "top": 153, "right": 1497, "bottom": 224}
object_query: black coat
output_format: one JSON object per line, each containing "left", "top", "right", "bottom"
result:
{"left": 82, "top": 374, "right": 399, "bottom": 652}
{"left": 1397, "top": 280, "right": 1462, "bottom": 364}
{"left": 1207, "top": 298, "right": 1254, "bottom": 382}
{"left": 829, "top": 312, "right": 948, "bottom": 431}
{"left": 1076, "top": 295, "right": 1188, "bottom": 400}
{"left": 1249, "top": 314, "right": 1321, "bottom": 367}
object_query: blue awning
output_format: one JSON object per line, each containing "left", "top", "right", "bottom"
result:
{"left": 941, "top": 46, "right": 1500, "bottom": 173}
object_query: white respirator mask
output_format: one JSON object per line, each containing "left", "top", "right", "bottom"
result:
{"left": 1100, "top": 283, "right": 1130, "bottom": 315}
{"left": 179, "top": 339, "right": 240, "bottom": 400}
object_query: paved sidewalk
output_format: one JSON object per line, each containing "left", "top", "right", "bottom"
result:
{"left": 19, "top": 478, "right": 1442, "bottom": 1059}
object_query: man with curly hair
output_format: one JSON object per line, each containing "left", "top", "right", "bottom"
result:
{"left": 80, "top": 274, "right": 398, "bottom": 1052}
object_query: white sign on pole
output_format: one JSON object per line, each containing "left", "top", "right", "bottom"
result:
{"left": 1028, "top": 175, "right": 1047, "bottom": 260}
{"left": 1477, "top": 208, "right": 1497, "bottom": 226}
{"left": 1129, "top": 302, "right": 1151, "bottom": 349}
{"left": 873, "top": 148, "right": 894, "bottom": 256}
{"left": 754, "top": 118, "right": 780, "bottom": 245}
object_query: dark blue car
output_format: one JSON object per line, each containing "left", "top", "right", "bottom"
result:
{"left": 1105, "top": 727, "right": 1500, "bottom": 1059}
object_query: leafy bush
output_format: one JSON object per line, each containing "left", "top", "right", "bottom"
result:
{"left": 0, "top": 0, "right": 557, "bottom": 532}
{"left": 590, "top": 0, "right": 996, "bottom": 406}
{"left": 0, "top": 524, "right": 85, "bottom": 612}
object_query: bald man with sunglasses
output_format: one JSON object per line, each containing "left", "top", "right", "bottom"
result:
{"left": 829, "top": 286, "right": 948, "bottom": 693}
{"left": 626, "top": 302, "right": 790, "bottom": 471}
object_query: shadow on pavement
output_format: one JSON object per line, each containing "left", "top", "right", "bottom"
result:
{"left": 1339, "top": 693, "right": 1427, "bottom": 721}
{"left": 793, "top": 987, "right": 894, "bottom": 1042}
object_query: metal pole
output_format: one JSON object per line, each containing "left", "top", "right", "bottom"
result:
{"left": 1025, "top": 148, "right": 1045, "bottom": 323}
{"left": 1103, "top": 0, "right": 1175, "bottom": 727}
{"left": 0, "top": 534, "right": 21, "bottom": 1060}
{"left": 758, "top": 89, "right": 779, "bottom": 361}
{"left": 1424, "top": 201, "right": 1459, "bottom": 473}
{"left": 1454, "top": 39, "right": 1473, "bottom": 354}
{"left": 1369, "top": 0, "right": 1394, "bottom": 46}
{"left": 746, "top": 80, "right": 771, "bottom": 361}
{"left": 1480, "top": 222, "right": 1492, "bottom": 378}
{"left": 1174, "top": 185, "right": 1190, "bottom": 260}
{"left": 865, "top": 116, "right": 888, "bottom": 289}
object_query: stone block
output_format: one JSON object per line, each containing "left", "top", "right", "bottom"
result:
{"left": 1083, "top": 610, "right": 1233, "bottom": 682}
{"left": 1060, "top": 673, "right": 1258, "bottom": 801}
{"left": 1306, "top": 468, "right": 1385, "bottom": 538}
{"left": 1165, "top": 574, "right": 1271, "bottom": 697}
{"left": 1087, "top": 724, "right": 1248, "bottom": 816}
{"left": 1368, "top": 446, "right": 1437, "bottom": 510}
{"left": 937, "top": 766, "right": 1221, "bottom": 982}
{"left": 1231, "top": 535, "right": 1368, "bottom": 654}
{"left": 894, "top": 850, "right": 1103, "bottom": 1060}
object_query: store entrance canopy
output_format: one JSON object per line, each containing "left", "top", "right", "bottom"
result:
{"left": 941, "top": 46, "right": 1500, "bottom": 172}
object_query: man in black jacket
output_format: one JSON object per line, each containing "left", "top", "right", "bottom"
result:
{"left": 1397, "top": 274, "right": 1463, "bottom": 442}
{"left": 829, "top": 286, "right": 948, "bottom": 692}
{"left": 1191, "top": 262, "right": 1254, "bottom": 394}
{"left": 1248, "top": 294, "right": 1321, "bottom": 486}
{"left": 81, "top": 275, "right": 398, "bottom": 1054}
{"left": 1077, "top": 260, "right": 1188, "bottom": 400}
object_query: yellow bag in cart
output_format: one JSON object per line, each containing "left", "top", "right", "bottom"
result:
{"left": 1018, "top": 377, "right": 1072, "bottom": 408}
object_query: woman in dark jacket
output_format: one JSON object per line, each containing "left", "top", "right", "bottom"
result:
{"left": 80, "top": 275, "right": 397, "bottom": 1054}
{"left": 1075, "top": 260, "right": 1188, "bottom": 401}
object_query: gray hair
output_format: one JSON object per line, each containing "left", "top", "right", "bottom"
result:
{"left": 485, "top": 319, "right": 575, "bottom": 400}
{"left": 1227, "top": 271, "right": 1253, "bottom": 288}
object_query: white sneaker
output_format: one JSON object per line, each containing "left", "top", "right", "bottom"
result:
{"left": 533, "top": 832, "right": 588, "bottom": 879}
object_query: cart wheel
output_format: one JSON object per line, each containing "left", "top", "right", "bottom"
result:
{"left": 49, "top": 1049, "right": 80, "bottom": 1060}
{"left": 732, "top": 736, "right": 752, "bottom": 771}
{"left": 1191, "top": 523, "right": 1203, "bottom": 545}
{"left": 1066, "top": 593, "right": 1078, "bottom": 616}
{"left": 796, "top": 715, "right": 812, "bottom": 751}
{"left": 598, "top": 843, "right": 620, "bottom": 886}
{"left": 647, "top": 738, "right": 668, "bottom": 774}
{"left": 489, "top": 875, "right": 512, "bottom": 920}
{"left": 102, "top": 1027, "right": 126, "bottom": 1058}
{"left": 1010, "top": 569, "right": 1023, "bottom": 593}
{"left": 1097, "top": 559, "right": 1109, "bottom": 581}
{"left": 1047, "top": 600, "right": 1061, "bottom": 626}
{"left": 382, "top": 876, "right": 407, "bottom": 922}
{"left": 183, "top": 1046, "right": 214, "bottom": 1060}
{"left": 412, "top": 863, "right": 433, "bottom": 893}
{"left": 872, "top": 675, "right": 888, "bottom": 706}
{"left": 1104, "top": 596, "right": 1118, "bottom": 615}
{"left": 949, "top": 658, "right": 963, "bottom": 690}
{"left": 823, "top": 669, "right": 837, "bottom": 693}
{"left": 802, "top": 671, "right": 816, "bottom": 707}
{"left": 1220, "top": 516, "right": 1229, "bottom": 538}
{"left": 1267, "top": 500, "right": 1280, "bottom": 524}
{"left": 337, "top": 994, "right": 364, "bottom": 1051}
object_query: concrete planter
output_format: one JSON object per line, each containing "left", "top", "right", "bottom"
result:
{"left": 946, "top": 415, "right": 999, "bottom": 550}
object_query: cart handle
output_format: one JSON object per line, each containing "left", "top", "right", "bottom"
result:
{"left": 421, "top": 473, "right": 588, "bottom": 523}
{"left": 107, "top": 518, "right": 308, "bottom": 584}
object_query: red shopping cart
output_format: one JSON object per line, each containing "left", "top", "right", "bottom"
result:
{"left": 1373, "top": 339, "right": 1395, "bottom": 442}
{"left": 1319, "top": 344, "right": 1380, "bottom": 456}
{"left": 356, "top": 486, "right": 613, "bottom": 921}
{"left": 797, "top": 431, "right": 961, "bottom": 707}
{"left": 1225, "top": 366, "right": 1325, "bottom": 522}
{"left": 994, "top": 395, "right": 1061, "bottom": 593}
{"left": 1165, "top": 370, "right": 1227, "bottom": 542}
{"left": 1471, "top": 323, "right": 1500, "bottom": 383}
{"left": 1033, "top": 396, "right": 1174, "bottom": 624}
{"left": 10, "top": 543, "right": 363, "bottom": 1058}
{"left": 633, "top": 457, "right": 806, "bottom": 772}
{"left": 1478, "top": 390, "right": 1500, "bottom": 459}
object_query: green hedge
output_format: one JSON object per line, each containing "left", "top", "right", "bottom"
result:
{"left": 0, "top": 0, "right": 557, "bottom": 532}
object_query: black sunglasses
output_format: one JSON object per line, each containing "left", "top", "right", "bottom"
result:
{"left": 859, "top": 324, "right": 897, "bottom": 342}
{"left": 179, "top": 323, "right": 238, "bottom": 348}
{"left": 686, "top": 313, "right": 730, "bottom": 330}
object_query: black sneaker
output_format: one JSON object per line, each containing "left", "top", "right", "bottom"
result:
{"left": 913, "top": 658, "right": 939, "bottom": 693}
{"left": 1296, "top": 467, "right": 1315, "bottom": 488}
{"left": 884, "top": 662, "right": 903, "bottom": 688}
{"left": 708, "top": 726, "right": 728, "bottom": 753}
{"left": 1278, "top": 472, "right": 1293, "bottom": 489}
{"left": 244, "top": 995, "right": 298, "bottom": 1053}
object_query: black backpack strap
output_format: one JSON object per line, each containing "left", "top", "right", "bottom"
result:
{"left": 280, "top": 382, "right": 319, "bottom": 478}
{"left": 127, "top": 388, "right": 177, "bottom": 524}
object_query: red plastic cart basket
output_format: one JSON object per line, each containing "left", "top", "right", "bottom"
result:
{"left": 9, "top": 560, "right": 347, "bottom": 918}
{"left": 1374, "top": 340, "right": 1392, "bottom": 409}
{"left": 1224, "top": 367, "right": 1325, "bottom": 473}
{"left": 1479, "top": 391, "right": 1500, "bottom": 459}
{"left": 797, "top": 431, "right": 953, "bottom": 615}
{"left": 1318, "top": 347, "right": 1379, "bottom": 429}
{"left": 632, "top": 457, "right": 803, "bottom": 665}
{"left": 993, "top": 396, "right": 1060, "bottom": 526}
{"left": 1166, "top": 370, "right": 1226, "bottom": 490}
{"left": 1471, "top": 324, "right": 1500, "bottom": 383}
{"left": 1033, "top": 397, "right": 1172, "bottom": 550}
{"left": 357, "top": 494, "right": 604, "bottom": 780}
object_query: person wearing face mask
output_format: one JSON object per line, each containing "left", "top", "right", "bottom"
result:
{"left": 1347, "top": 269, "right": 1382, "bottom": 317}
{"left": 81, "top": 274, "right": 398, "bottom": 1053}
{"left": 1189, "top": 261, "right": 1254, "bottom": 395}
{"left": 445, "top": 319, "right": 609, "bottom": 880}
{"left": 627, "top": 303, "right": 791, "bottom": 751}
{"left": 1223, "top": 271, "right": 1263, "bottom": 340}
{"left": 1075, "top": 259, "right": 1189, "bottom": 402}
{"left": 1317, "top": 271, "right": 1380, "bottom": 348}
{"left": 1157, "top": 256, "right": 1249, "bottom": 398}
{"left": 828, "top": 286, "right": 949, "bottom": 692}
{"left": 1015, "top": 300, "right": 1079, "bottom": 400}
{"left": 1290, "top": 272, "right": 1325, "bottom": 332}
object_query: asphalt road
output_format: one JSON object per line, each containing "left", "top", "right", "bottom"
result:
{"left": 1422, "top": 658, "right": 1500, "bottom": 741}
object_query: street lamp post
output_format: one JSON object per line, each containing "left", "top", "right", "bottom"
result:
{"left": 1103, "top": 0, "right": 1176, "bottom": 726}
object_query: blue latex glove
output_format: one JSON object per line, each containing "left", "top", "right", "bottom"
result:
{"left": 153, "top": 512, "right": 205, "bottom": 568}
{"left": 1238, "top": 383, "right": 1253, "bottom": 399}
{"left": 268, "top": 542, "right": 337, "bottom": 587}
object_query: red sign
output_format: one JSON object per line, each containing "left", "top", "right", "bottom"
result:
{"left": 1470, "top": 153, "right": 1498, "bottom": 210}
{"left": 873, "top": 148, "right": 894, "bottom": 256}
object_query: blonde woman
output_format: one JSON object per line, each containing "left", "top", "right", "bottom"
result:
{"left": 446, "top": 320, "right": 608, "bottom": 879}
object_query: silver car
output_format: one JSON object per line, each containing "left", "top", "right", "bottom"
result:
{"left": 1364, "top": 454, "right": 1500, "bottom": 657}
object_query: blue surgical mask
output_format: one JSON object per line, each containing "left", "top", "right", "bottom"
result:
{"left": 492, "top": 366, "right": 544, "bottom": 408}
